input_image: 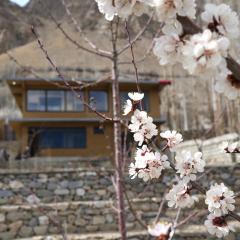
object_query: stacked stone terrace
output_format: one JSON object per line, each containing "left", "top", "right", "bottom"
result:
{"left": 0, "top": 165, "right": 239, "bottom": 239}
{"left": 0, "top": 134, "right": 239, "bottom": 239}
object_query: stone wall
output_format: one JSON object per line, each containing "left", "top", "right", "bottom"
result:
{"left": 2, "top": 196, "right": 239, "bottom": 240}
{"left": 0, "top": 165, "right": 239, "bottom": 239}
{"left": 0, "top": 165, "right": 240, "bottom": 206}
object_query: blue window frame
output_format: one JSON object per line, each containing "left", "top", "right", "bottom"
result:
{"left": 39, "top": 128, "right": 87, "bottom": 149}
{"left": 120, "top": 91, "right": 149, "bottom": 111}
{"left": 89, "top": 91, "right": 108, "bottom": 112}
{"left": 47, "top": 90, "right": 65, "bottom": 112}
{"left": 27, "top": 90, "right": 84, "bottom": 112}
{"left": 66, "top": 91, "right": 84, "bottom": 112}
{"left": 27, "top": 90, "right": 46, "bottom": 111}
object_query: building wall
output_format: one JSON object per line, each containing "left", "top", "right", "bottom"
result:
{"left": 8, "top": 80, "right": 162, "bottom": 157}
{"left": 8, "top": 80, "right": 161, "bottom": 119}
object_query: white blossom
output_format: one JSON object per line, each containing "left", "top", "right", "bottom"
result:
{"left": 215, "top": 71, "right": 240, "bottom": 100}
{"left": 128, "top": 92, "right": 144, "bottom": 102}
{"left": 182, "top": 29, "right": 229, "bottom": 76}
{"left": 129, "top": 110, "right": 158, "bottom": 146}
{"left": 95, "top": 0, "right": 117, "bottom": 21}
{"left": 153, "top": 34, "right": 184, "bottom": 66}
{"left": 166, "top": 181, "right": 198, "bottom": 208}
{"left": 128, "top": 109, "right": 148, "bottom": 132}
{"left": 148, "top": 221, "right": 172, "bottom": 237}
{"left": 219, "top": 141, "right": 239, "bottom": 153}
{"left": 205, "top": 213, "right": 235, "bottom": 238}
{"left": 205, "top": 183, "right": 235, "bottom": 216}
{"left": 201, "top": 3, "right": 240, "bottom": 41}
{"left": 175, "top": 151, "right": 205, "bottom": 183}
{"left": 162, "top": 19, "right": 183, "bottom": 35}
{"left": 154, "top": 0, "right": 196, "bottom": 23}
{"left": 95, "top": 0, "right": 152, "bottom": 20}
{"left": 122, "top": 99, "right": 133, "bottom": 115}
{"left": 129, "top": 145, "right": 169, "bottom": 181}
{"left": 160, "top": 130, "right": 183, "bottom": 149}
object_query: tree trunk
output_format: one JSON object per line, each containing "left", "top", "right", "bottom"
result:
{"left": 111, "top": 29, "right": 127, "bottom": 240}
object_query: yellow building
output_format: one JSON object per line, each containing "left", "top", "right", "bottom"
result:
{"left": 6, "top": 75, "right": 170, "bottom": 158}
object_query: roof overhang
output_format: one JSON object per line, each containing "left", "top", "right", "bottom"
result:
{"left": 5, "top": 77, "right": 171, "bottom": 86}
{"left": 9, "top": 117, "right": 166, "bottom": 124}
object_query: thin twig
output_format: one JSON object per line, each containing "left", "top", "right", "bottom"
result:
{"left": 118, "top": 13, "right": 154, "bottom": 55}
{"left": 124, "top": 190, "right": 148, "bottom": 229}
{"left": 39, "top": 1, "right": 111, "bottom": 59}
{"left": 61, "top": 0, "right": 111, "bottom": 56}
{"left": 7, "top": 52, "right": 111, "bottom": 90}
{"left": 175, "top": 210, "right": 206, "bottom": 228}
{"left": 125, "top": 20, "right": 143, "bottom": 110}
{"left": 31, "top": 26, "right": 115, "bottom": 122}
{"left": 154, "top": 191, "right": 167, "bottom": 224}
{"left": 119, "top": 27, "right": 162, "bottom": 65}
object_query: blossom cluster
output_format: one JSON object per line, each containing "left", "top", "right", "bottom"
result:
{"left": 129, "top": 145, "right": 169, "bottom": 182}
{"left": 95, "top": 0, "right": 240, "bottom": 100}
{"left": 94, "top": 0, "right": 151, "bottom": 21}
{"left": 94, "top": 1, "right": 240, "bottom": 238}
{"left": 152, "top": 2, "right": 240, "bottom": 100}
{"left": 165, "top": 150, "right": 205, "bottom": 209}
{"left": 124, "top": 92, "right": 237, "bottom": 239}
{"left": 204, "top": 183, "right": 236, "bottom": 238}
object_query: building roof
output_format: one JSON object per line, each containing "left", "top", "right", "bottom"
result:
{"left": 9, "top": 117, "right": 166, "bottom": 124}
{"left": 5, "top": 76, "right": 171, "bottom": 86}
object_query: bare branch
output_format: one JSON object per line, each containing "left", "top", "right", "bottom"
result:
{"left": 124, "top": 20, "right": 143, "bottom": 109}
{"left": 154, "top": 190, "right": 167, "bottom": 224}
{"left": 61, "top": 0, "right": 111, "bottom": 56}
{"left": 38, "top": 1, "right": 112, "bottom": 59}
{"left": 118, "top": 12, "right": 154, "bottom": 55}
{"left": 31, "top": 26, "right": 115, "bottom": 122}
{"left": 175, "top": 210, "right": 206, "bottom": 228}
{"left": 124, "top": 189, "right": 148, "bottom": 229}
{"left": 118, "top": 26, "right": 162, "bottom": 65}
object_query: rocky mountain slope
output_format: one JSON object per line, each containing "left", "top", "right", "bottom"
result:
{"left": 0, "top": 0, "right": 156, "bottom": 54}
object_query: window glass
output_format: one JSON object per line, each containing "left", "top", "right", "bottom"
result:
{"left": 120, "top": 91, "right": 149, "bottom": 111}
{"left": 27, "top": 90, "right": 46, "bottom": 111}
{"left": 47, "top": 90, "right": 65, "bottom": 111}
{"left": 89, "top": 91, "right": 108, "bottom": 112}
{"left": 66, "top": 91, "right": 84, "bottom": 112}
{"left": 39, "top": 128, "right": 87, "bottom": 149}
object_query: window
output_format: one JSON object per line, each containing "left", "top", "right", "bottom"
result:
{"left": 27, "top": 90, "right": 84, "bottom": 112}
{"left": 27, "top": 90, "right": 46, "bottom": 111}
{"left": 39, "top": 128, "right": 87, "bottom": 149}
{"left": 66, "top": 91, "right": 84, "bottom": 112}
{"left": 89, "top": 91, "right": 108, "bottom": 112}
{"left": 120, "top": 91, "right": 149, "bottom": 111}
{"left": 47, "top": 90, "right": 65, "bottom": 111}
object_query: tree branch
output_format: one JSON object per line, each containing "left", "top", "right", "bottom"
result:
{"left": 124, "top": 189, "right": 148, "bottom": 229}
{"left": 124, "top": 20, "right": 143, "bottom": 109}
{"left": 38, "top": 1, "right": 112, "bottom": 59}
{"left": 118, "top": 12, "right": 154, "bottom": 55}
{"left": 61, "top": 0, "right": 111, "bottom": 56}
{"left": 31, "top": 26, "right": 115, "bottom": 122}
